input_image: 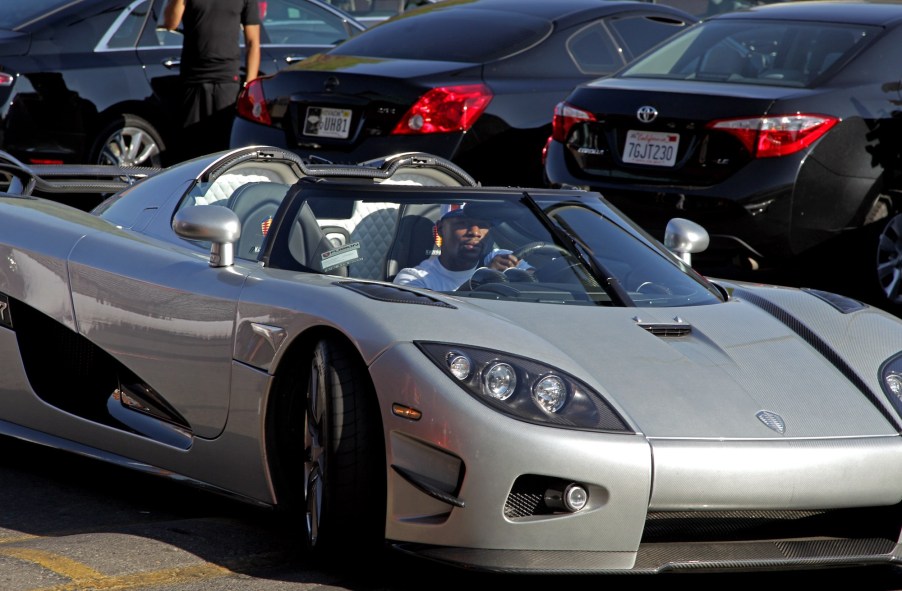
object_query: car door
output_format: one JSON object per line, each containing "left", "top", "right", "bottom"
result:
{"left": 66, "top": 228, "right": 248, "bottom": 440}
{"left": 136, "top": 0, "right": 184, "bottom": 127}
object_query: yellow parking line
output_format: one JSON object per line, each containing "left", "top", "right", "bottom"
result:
{"left": 0, "top": 546, "right": 104, "bottom": 581}
{"left": 0, "top": 534, "right": 39, "bottom": 544}
{"left": 32, "top": 563, "right": 231, "bottom": 591}
{"left": 0, "top": 546, "right": 232, "bottom": 591}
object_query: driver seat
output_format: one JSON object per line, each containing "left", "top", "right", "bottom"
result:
{"left": 385, "top": 203, "right": 441, "bottom": 281}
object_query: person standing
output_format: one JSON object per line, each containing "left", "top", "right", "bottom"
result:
{"left": 163, "top": 0, "right": 261, "bottom": 160}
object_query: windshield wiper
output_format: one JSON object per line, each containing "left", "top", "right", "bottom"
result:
{"left": 519, "top": 193, "right": 634, "bottom": 307}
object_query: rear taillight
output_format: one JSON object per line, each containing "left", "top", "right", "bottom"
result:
{"left": 391, "top": 84, "right": 492, "bottom": 135}
{"left": 707, "top": 114, "right": 839, "bottom": 158}
{"left": 236, "top": 78, "right": 272, "bottom": 126}
{"left": 551, "top": 102, "right": 596, "bottom": 143}
{"left": 0, "top": 72, "right": 14, "bottom": 86}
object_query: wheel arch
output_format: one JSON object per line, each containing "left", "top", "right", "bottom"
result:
{"left": 263, "top": 325, "right": 384, "bottom": 509}
{"left": 89, "top": 100, "right": 175, "bottom": 164}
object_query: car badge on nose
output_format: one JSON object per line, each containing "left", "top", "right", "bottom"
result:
{"left": 637, "top": 105, "right": 658, "bottom": 123}
{"left": 756, "top": 410, "right": 786, "bottom": 434}
{"left": 324, "top": 76, "right": 339, "bottom": 93}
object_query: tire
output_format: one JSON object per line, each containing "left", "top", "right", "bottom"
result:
{"left": 91, "top": 114, "right": 165, "bottom": 167}
{"left": 270, "top": 338, "right": 386, "bottom": 553}
{"left": 875, "top": 212, "right": 902, "bottom": 308}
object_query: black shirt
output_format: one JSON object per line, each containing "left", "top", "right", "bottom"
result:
{"left": 180, "top": 0, "right": 261, "bottom": 83}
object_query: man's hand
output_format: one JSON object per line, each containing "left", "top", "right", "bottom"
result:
{"left": 487, "top": 253, "right": 521, "bottom": 271}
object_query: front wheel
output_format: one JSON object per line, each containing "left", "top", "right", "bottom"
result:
{"left": 876, "top": 213, "right": 902, "bottom": 307}
{"left": 91, "top": 114, "right": 165, "bottom": 167}
{"left": 282, "top": 338, "right": 385, "bottom": 552}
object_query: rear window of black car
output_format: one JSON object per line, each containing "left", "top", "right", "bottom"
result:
{"left": 330, "top": 8, "right": 551, "bottom": 62}
{"left": 2, "top": 0, "right": 74, "bottom": 29}
{"left": 622, "top": 20, "right": 876, "bottom": 87}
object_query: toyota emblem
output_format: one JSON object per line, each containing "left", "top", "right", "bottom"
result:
{"left": 636, "top": 106, "right": 658, "bottom": 123}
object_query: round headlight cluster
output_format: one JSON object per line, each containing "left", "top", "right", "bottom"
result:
{"left": 444, "top": 351, "right": 566, "bottom": 411}
{"left": 421, "top": 342, "right": 631, "bottom": 432}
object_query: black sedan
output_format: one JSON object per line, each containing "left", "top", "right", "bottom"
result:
{"left": 0, "top": 0, "right": 365, "bottom": 168}
{"left": 544, "top": 1, "right": 902, "bottom": 310}
{"left": 230, "top": 0, "right": 697, "bottom": 187}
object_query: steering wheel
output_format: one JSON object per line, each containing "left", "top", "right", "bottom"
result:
{"left": 635, "top": 281, "right": 673, "bottom": 295}
{"left": 511, "top": 241, "right": 572, "bottom": 260}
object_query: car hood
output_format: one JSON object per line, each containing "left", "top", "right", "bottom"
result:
{"left": 454, "top": 282, "right": 899, "bottom": 440}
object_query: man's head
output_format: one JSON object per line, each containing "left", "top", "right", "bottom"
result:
{"left": 436, "top": 205, "right": 492, "bottom": 271}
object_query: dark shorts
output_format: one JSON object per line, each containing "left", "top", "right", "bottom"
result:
{"left": 179, "top": 80, "right": 241, "bottom": 160}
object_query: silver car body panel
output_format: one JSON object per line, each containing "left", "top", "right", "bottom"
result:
{"left": 2, "top": 146, "right": 902, "bottom": 572}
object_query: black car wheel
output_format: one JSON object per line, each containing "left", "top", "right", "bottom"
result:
{"left": 92, "top": 114, "right": 165, "bottom": 167}
{"left": 876, "top": 213, "right": 902, "bottom": 306}
{"left": 301, "top": 338, "right": 385, "bottom": 550}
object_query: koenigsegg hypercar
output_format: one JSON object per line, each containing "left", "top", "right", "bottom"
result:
{"left": 2, "top": 146, "right": 902, "bottom": 573}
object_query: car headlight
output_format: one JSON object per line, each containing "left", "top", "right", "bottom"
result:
{"left": 881, "top": 353, "right": 902, "bottom": 414}
{"left": 417, "top": 342, "right": 631, "bottom": 432}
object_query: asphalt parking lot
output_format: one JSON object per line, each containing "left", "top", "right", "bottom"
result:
{"left": 3, "top": 435, "right": 902, "bottom": 591}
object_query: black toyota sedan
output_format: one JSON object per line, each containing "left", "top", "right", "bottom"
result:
{"left": 544, "top": 1, "right": 902, "bottom": 309}
{"left": 0, "top": 0, "right": 364, "bottom": 168}
{"left": 230, "top": 0, "right": 697, "bottom": 188}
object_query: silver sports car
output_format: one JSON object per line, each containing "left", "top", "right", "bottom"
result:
{"left": 2, "top": 146, "right": 902, "bottom": 574}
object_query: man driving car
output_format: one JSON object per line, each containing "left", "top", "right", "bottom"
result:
{"left": 393, "top": 204, "right": 527, "bottom": 291}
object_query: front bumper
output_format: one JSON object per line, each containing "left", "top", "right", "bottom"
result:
{"left": 371, "top": 343, "right": 902, "bottom": 573}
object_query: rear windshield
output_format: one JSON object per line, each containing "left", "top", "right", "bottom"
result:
{"left": 1, "top": 0, "right": 75, "bottom": 30}
{"left": 330, "top": 8, "right": 551, "bottom": 62}
{"left": 621, "top": 20, "right": 876, "bottom": 87}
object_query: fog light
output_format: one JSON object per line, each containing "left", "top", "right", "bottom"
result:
{"left": 544, "top": 483, "right": 589, "bottom": 513}
{"left": 483, "top": 362, "right": 516, "bottom": 400}
{"left": 563, "top": 483, "right": 588, "bottom": 512}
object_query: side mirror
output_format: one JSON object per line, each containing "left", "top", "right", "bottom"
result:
{"left": 664, "top": 218, "right": 709, "bottom": 266}
{"left": 173, "top": 205, "right": 241, "bottom": 268}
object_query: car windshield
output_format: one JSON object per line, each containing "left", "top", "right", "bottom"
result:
{"left": 620, "top": 19, "right": 876, "bottom": 87}
{"left": 328, "top": 7, "right": 551, "bottom": 62}
{"left": 207, "top": 182, "right": 723, "bottom": 308}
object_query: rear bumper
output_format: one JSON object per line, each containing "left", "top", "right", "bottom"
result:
{"left": 230, "top": 117, "right": 464, "bottom": 164}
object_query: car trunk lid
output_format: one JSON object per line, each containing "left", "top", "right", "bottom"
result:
{"left": 271, "top": 54, "right": 482, "bottom": 151}
{"left": 562, "top": 78, "right": 821, "bottom": 187}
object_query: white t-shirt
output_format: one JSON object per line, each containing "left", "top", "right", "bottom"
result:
{"left": 393, "top": 256, "right": 474, "bottom": 291}
{"left": 393, "top": 249, "right": 530, "bottom": 291}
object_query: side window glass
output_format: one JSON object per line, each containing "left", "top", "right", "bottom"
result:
{"left": 106, "top": 0, "right": 152, "bottom": 49}
{"left": 143, "top": 0, "right": 183, "bottom": 48}
{"left": 567, "top": 22, "right": 621, "bottom": 75}
{"left": 262, "top": 0, "right": 354, "bottom": 45}
{"left": 609, "top": 14, "right": 691, "bottom": 60}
